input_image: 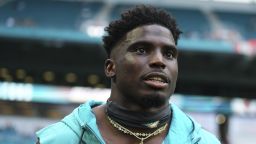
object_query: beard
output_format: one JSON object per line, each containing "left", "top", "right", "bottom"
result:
{"left": 114, "top": 77, "right": 172, "bottom": 109}
{"left": 127, "top": 91, "right": 169, "bottom": 109}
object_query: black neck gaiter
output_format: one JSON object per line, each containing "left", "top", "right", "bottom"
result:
{"left": 105, "top": 100, "right": 172, "bottom": 129}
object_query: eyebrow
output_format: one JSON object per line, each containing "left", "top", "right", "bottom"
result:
{"left": 129, "top": 40, "right": 176, "bottom": 49}
{"left": 129, "top": 41, "right": 152, "bottom": 47}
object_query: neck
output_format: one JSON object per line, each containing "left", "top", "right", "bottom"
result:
{"left": 108, "top": 93, "right": 169, "bottom": 113}
{"left": 106, "top": 100, "right": 172, "bottom": 129}
{"left": 110, "top": 83, "right": 171, "bottom": 111}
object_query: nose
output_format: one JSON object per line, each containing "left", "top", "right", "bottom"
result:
{"left": 149, "top": 50, "right": 166, "bottom": 69}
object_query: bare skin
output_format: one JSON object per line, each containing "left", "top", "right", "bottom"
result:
{"left": 94, "top": 24, "right": 178, "bottom": 144}
{"left": 105, "top": 24, "right": 178, "bottom": 112}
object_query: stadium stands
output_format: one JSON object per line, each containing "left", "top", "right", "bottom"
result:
{"left": 0, "top": 0, "right": 255, "bottom": 53}
{"left": 1, "top": 1, "right": 256, "bottom": 144}
{"left": 0, "top": 0, "right": 104, "bottom": 30}
{"left": 1, "top": 0, "right": 256, "bottom": 95}
{"left": 166, "top": 7, "right": 211, "bottom": 39}
{"left": 214, "top": 10, "right": 256, "bottom": 40}
{"left": 109, "top": 4, "right": 135, "bottom": 20}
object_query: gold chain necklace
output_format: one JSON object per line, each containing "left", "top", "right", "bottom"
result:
{"left": 107, "top": 116, "right": 167, "bottom": 144}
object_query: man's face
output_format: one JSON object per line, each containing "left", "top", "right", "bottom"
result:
{"left": 107, "top": 24, "right": 178, "bottom": 108}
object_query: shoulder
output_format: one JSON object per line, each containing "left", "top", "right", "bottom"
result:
{"left": 194, "top": 128, "right": 221, "bottom": 144}
{"left": 186, "top": 114, "right": 220, "bottom": 144}
{"left": 169, "top": 104, "right": 220, "bottom": 144}
{"left": 36, "top": 100, "right": 104, "bottom": 144}
{"left": 36, "top": 121, "right": 80, "bottom": 144}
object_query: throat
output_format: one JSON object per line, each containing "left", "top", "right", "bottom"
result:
{"left": 105, "top": 101, "right": 172, "bottom": 129}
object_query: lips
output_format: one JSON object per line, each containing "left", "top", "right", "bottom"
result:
{"left": 143, "top": 72, "right": 170, "bottom": 89}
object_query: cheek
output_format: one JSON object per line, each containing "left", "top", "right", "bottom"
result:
{"left": 116, "top": 54, "right": 135, "bottom": 74}
{"left": 119, "top": 54, "right": 143, "bottom": 74}
{"left": 124, "top": 54, "right": 136, "bottom": 63}
{"left": 168, "top": 61, "right": 178, "bottom": 78}
{"left": 173, "top": 63, "right": 178, "bottom": 74}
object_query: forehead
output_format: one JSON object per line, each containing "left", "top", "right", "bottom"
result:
{"left": 124, "top": 24, "right": 175, "bottom": 44}
{"left": 110, "top": 24, "right": 175, "bottom": 57}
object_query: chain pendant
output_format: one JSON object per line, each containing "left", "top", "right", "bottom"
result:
{"left": 139, "top": 138, "right": 144, "bottom": 144}
{"left": 107, "top": 116, "right": 167, "bottom": 144}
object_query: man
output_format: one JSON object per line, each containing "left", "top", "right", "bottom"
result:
{"left": 36, "top": 5, "right": 220, "bottom": 144}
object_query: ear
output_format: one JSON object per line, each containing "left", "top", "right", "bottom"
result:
{"left": 104, "top": 59, "right": 116, "bottom": 78}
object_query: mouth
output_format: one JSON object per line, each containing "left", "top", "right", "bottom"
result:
{"left": 143, "top": 72, "right": 170, "bottom": 89}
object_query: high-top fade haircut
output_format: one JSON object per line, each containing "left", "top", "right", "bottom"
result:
{"left": 103, "top": 5, "right": 182, "bottom": 57}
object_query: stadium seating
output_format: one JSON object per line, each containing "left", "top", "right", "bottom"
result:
{"left": 166, "top": 7, "right": 211, "bottom": 39}
{"left": 109, "top": 4, "right": 211, "bottom": 39}
{"left": 0, "top": 1, "right": 255, "bottom": 53}
{"left": 0, "top": 0, "right": 104, "bottom": 30}
{"left": 214, "top": 10, "right": 256, "bottom": 40}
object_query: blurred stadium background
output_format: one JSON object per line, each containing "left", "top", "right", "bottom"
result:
{"left": 0, "top": 0, "right": 256, "bottom": 143}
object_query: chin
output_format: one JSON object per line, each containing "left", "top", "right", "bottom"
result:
{"left": 136, "top": 93, "right": 169, "bottom": 109}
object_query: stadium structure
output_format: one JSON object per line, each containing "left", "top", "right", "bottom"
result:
{"left": 0, "top": 0, "right": 256, "bottom": 144}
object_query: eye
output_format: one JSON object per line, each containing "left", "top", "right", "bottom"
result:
{"left": 128, "top": 42, "right": 151, "bottom": 55}
{"left": 165, "top": 50, "right": 175, "bottom": 59}
{"left": 136, "top": 47, "right": 146, "bottom": 54}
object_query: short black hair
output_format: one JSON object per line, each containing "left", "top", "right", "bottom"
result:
{"left": 103, "top": 5, "right": 182, "bottom": 57}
